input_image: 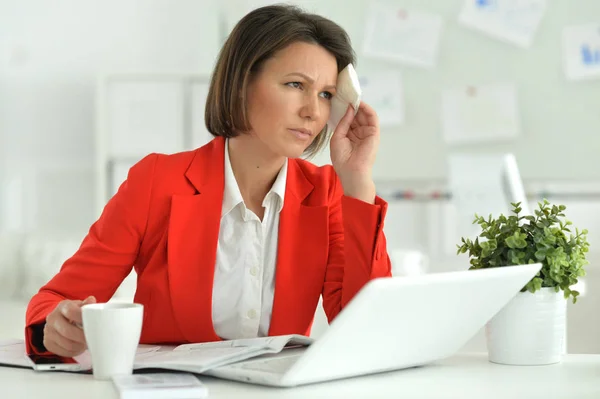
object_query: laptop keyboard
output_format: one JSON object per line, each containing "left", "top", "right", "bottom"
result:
{"left": 234, "top": 354, "right": 302, "bottom": 374}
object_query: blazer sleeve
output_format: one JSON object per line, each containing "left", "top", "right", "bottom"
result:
{"left": 321, "top": 172, "right": 392, "bottom": 323}
{"left": 24, "top": 154, "right": 157, "bottom": 354}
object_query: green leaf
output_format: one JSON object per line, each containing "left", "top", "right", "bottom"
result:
{"left": 505, "top": 236, "right": 516, "bottom": 248}
{"left": 455, "top": 201, "right": 589, "bottom": 304}
{"left": 535, "top": 249, "right": 547, "bottom": 261}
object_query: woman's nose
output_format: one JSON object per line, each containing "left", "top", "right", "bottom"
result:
{"left": 300, "top": 95, "right": 321, "bottom": 121}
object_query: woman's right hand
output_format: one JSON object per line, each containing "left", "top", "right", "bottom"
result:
{"left": 43, "top": 296, "right": 96, "bottom": 357}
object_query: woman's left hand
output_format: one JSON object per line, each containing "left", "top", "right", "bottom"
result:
{"left": 329, "top": 101, "right": 380, "bottom": 203}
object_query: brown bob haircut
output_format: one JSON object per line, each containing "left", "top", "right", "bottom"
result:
{"left": 204, "top": 4, "right": 356, "bottom": 158}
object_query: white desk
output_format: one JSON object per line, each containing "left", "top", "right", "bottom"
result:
{"left": 2, "top": 353, "right": 599, "bottom": 398}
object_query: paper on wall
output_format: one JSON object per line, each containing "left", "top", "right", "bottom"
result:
{"left": 441, "top": 83, "right": 520, "bottom": 145}
{"left": 359, "top": 71, "right": 405, "bottom": 127}
{"left": 363, "top": 2, "right": 443, "bottom": 68}
{"left": 458, "top": 0, "right": 547, "bottom": 48}
{"left": 563, "top": 23, "right": 600, "bottom": 81}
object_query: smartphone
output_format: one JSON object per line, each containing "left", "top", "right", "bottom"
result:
{"left": 27, "top": 354, "right": 84, "bottom": 372}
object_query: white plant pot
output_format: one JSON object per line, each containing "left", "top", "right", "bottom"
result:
{"left": 486, "top": 287, "right": 566, "bottom": 365}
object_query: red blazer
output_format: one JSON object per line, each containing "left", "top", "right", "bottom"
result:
{"left": 26, "top": 137, "right": 391, "bottom": 353}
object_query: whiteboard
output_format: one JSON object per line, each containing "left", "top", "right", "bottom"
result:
{"left": 263, "top": 0, "right": 600, "bottom": 182}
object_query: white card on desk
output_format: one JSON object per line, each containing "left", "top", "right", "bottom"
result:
{"left": 112, "top": 373, "right": 208, "bottom": 399}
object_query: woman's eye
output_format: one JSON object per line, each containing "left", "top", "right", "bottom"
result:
{"left": 286, "top": 82, "right": 332, "bottom": 100}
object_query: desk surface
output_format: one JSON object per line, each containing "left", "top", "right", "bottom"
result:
{"left": 2, "top": 353, "right": 599, "bottom": 399}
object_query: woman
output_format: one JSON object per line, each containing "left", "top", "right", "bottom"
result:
{"left": 25, "top": 4, "right": 392, "bottom": 357}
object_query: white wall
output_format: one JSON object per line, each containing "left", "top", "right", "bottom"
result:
{"left": 1, "top": 0, "right": 599, "bottom": 351}
{"left": 0, "top": 0, "right": 221, "bottom": 232}
{"left": 307, "top": 0, "right": 600, "bottom": 182}
{"left": 2, "top": 0, "right": 600, "bottom": 232}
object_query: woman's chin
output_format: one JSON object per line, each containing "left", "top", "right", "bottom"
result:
{"left": 283, "top": 143, "right": 311, "bottom": 159}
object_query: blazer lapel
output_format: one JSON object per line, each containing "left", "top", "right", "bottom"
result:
{"left": 268, "top": 160, "right": 329, "bottom": 336}
{"left": 168, "top": 137, "right": 225, "bottom": 343}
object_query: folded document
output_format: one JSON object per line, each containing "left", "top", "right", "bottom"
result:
{"left": 0, "top": 334, "right": 313, "bottom": 374}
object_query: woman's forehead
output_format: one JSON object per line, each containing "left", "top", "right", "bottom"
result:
{"left": 264, "top": 42, "right": 338, "bottom": 81}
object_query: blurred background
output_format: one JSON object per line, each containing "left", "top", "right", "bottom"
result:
{"left": 1, "top": 0, "right": 599, "bottom": 353}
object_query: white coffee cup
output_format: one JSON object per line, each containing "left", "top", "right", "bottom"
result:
{"left": 81, "top": 303, "right": 143, "bottom": 380}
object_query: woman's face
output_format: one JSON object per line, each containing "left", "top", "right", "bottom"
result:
{"left": 244, "top": 41, "right": 338, "bottom": 159}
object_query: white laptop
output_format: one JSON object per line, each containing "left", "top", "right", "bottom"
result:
{"left": 205, "top": 263, "right": 542, "bottom": 387}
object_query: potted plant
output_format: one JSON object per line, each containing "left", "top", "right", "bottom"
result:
{"left": 456, "top": 199, "right": 590, "bottom": 365}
